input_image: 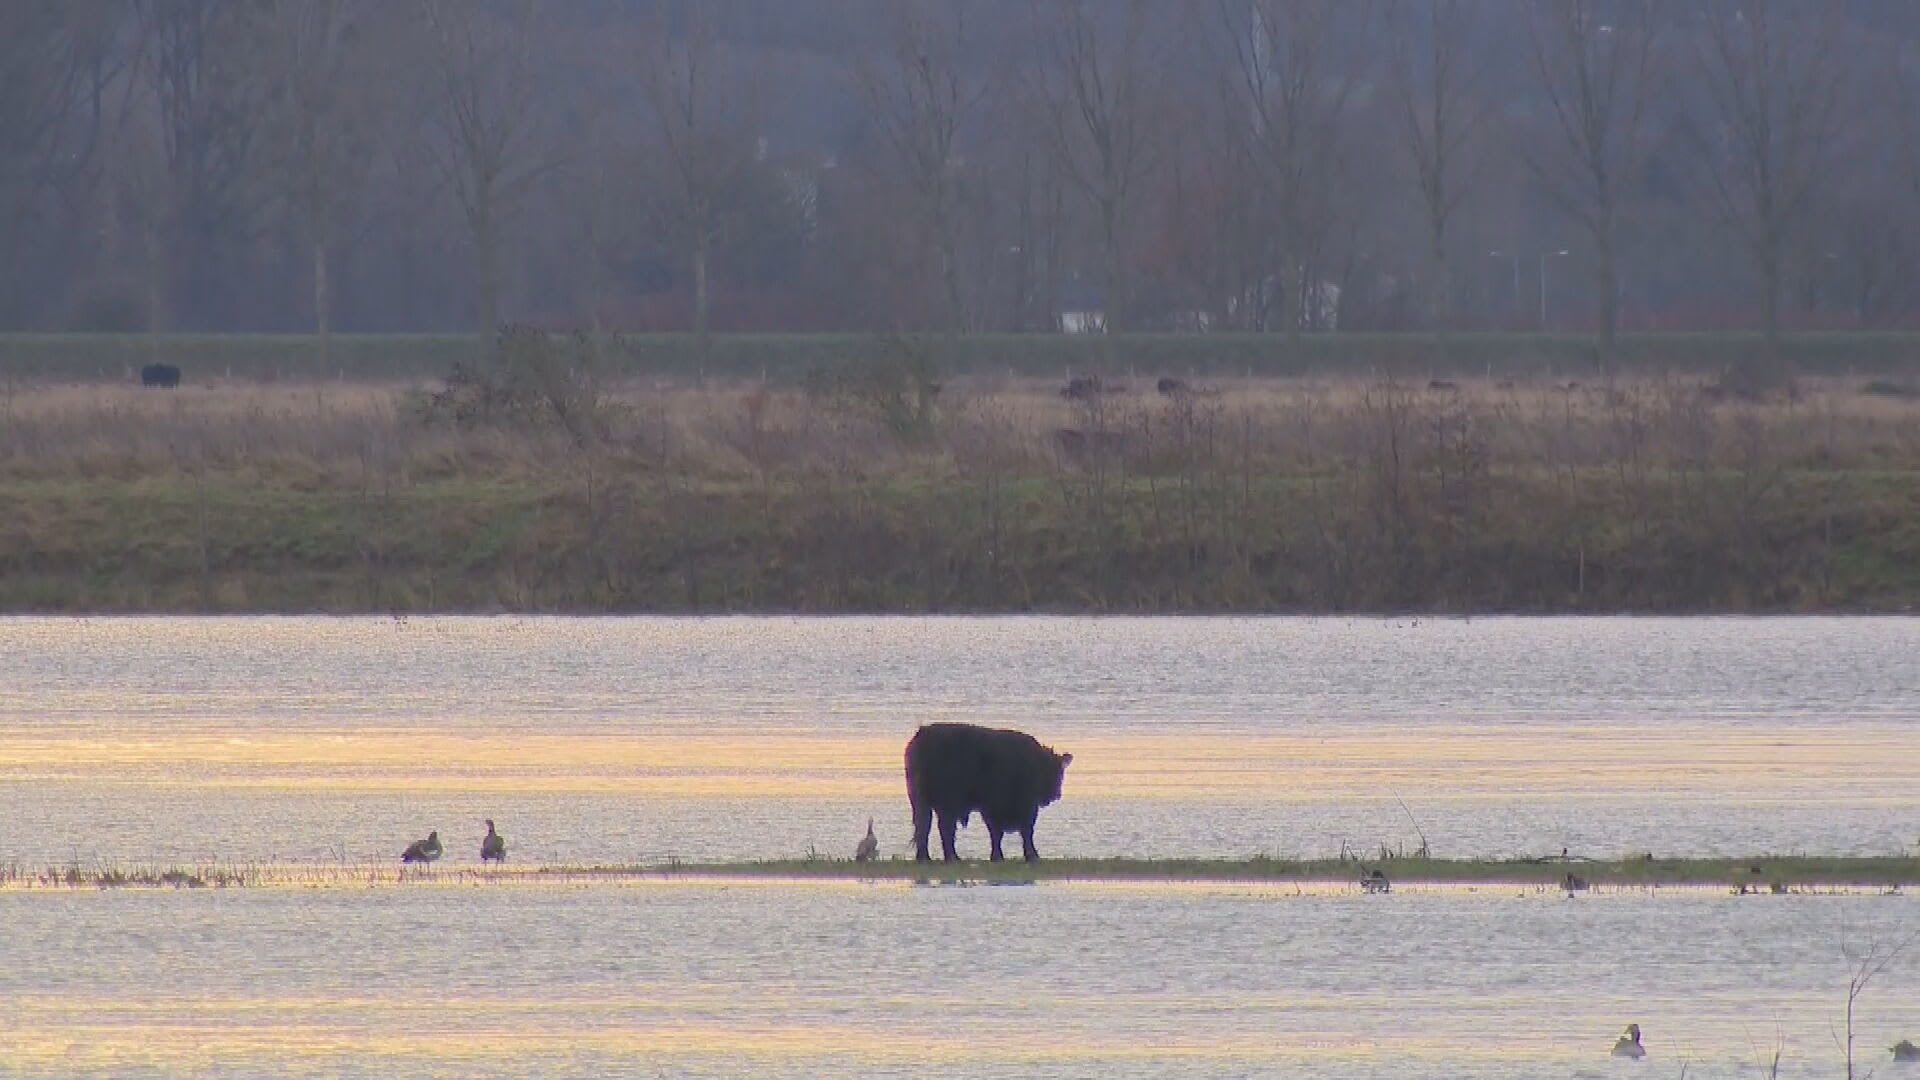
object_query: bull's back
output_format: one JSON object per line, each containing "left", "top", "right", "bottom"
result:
{"left": 905, "top": 722, "right": 1040, "bottom": 805}
{"left": 905, "top": 723, "right": 977, "bottom": 801}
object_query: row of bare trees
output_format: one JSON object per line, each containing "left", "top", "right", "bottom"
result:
{"left": 0, "top": 0, "right": 1906, "bottom": 354}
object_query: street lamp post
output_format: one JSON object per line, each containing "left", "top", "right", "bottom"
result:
{"left": 1489, "top": 251, "right": 1521, "bottom": 321}
{"left": 1540, "top": 250, "right": 1571, "bottom": 327}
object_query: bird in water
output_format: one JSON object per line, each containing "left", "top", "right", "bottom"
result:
{"left": 1361, "top": 868, "right": 1391, "bottom": 894}
{"left": 1892, "top": 1039, "right": 1919, "bottom": 1062}
{"left": 854, "top": 818, "right": 878, "bottom": 862}
{"left": 480, "top": 820, "right": 506, "bottom": 863}
{"left": 1612, "top": 1023, "right": 1646, "bottom": 1059}
{"left": 401, "top": 830, "right": 442, "bottom": 864}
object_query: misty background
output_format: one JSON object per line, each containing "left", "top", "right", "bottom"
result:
{"left": 3, "top": 0, "right": 1916, "bottom": 342}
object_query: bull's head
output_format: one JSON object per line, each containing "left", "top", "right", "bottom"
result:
{"left": 1045, "top": 749, "right": 1073, "bottom": 804}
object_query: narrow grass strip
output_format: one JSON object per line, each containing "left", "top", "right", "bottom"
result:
{"left": 4, "top": 855, "right": 1913, "bottom": 891}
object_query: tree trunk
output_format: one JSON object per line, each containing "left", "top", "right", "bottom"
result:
{"left": 312, "top": 240, "right": 332, "bottom": 370}
{"left": 1431, "top": 242, "right": 1451, "bottom": 339}
{"left": 1761, "top": 249, "right": 1780, "bottom": 349}
{"left": 938, "top": 231, "right": 963, "bottom": 335}
{"left": 477, "top": 208, "right": 500, "bottom": 336}
{"left": 692, "top": 237, "right": 711, "bottom": 371}
{"left": 144, "top": 220, "right": 165, "bottom": 360}
{"left": 1101, "top": 200, "right": 1124, "bottom": 333}
{"left": 1596, "top": 246, "right": 1619, "bottom": 376}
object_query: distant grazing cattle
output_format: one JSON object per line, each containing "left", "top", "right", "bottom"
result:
{"left": 1427, "top": 379, "right": 1458, "bottom": 392}
{"left": 1061, "top": 375, "right": 1131, "bottom": 400}
{"left": 1156, "top": 377, "right": 1190, "bottom": 397}
{"left": 1061, "top": 375, "right": 1104, "bottom": 400}
{"left": 140, "top": 364, "right": 181, "bottom": 388}
{"left": 905, "top": 722, "right": 1072, "bottom": 862}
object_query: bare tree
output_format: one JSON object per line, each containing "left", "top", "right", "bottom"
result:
{"left": 1030, "top": 0, "right": 1168, "bottom": 333}
{"left": 1525, "top": 0, "right": 1659, "bottom": 367}
{"left": 258, "top": 0, "right": 385, "bottom": 361}
{"left": 417, "top": 0, "right": 554, "bottom": 334}
{"left": 637, "top": 4, "right": 764, "bottom": 359}
{"left": 1390, "top": 0, "right": 1493, "bottom": 333}
{"left": 131, "top": 0, "right": 272, "bottom": 329}
{"left": 1691, "top": 0, "right": 1848, "bottom": 358}
{"left": 0, "top": 2, "right": 125, "bottom": 325}
{"left": 850, "top": 0, "right": 987, "bottom": 334}
{"left": 0, "top": 4, "right": 107, "bottom": 226}
{"left": 1217, "top": 0, "right": 1372, "bottom": 334}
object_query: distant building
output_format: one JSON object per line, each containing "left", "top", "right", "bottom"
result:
{"left": 1225, "top": 275, "right": 1342, "bottom": 332}
{"left": 1058, "top": 277, "right": 1106, "bottom": 334}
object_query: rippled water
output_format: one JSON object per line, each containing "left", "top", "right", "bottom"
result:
{"left": 1, "top": 616, "right": 1916, "bottom": 1077}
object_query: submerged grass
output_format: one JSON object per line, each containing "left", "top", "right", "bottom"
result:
{"left": 5, "top": 855, "right": 1914, "bottom": 891}
{"left": 658, "top": 855, "right": 1920, "bottom": 889}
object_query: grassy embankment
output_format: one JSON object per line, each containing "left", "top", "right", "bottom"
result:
{"left": 5, "top": 345, "right": 1920, "bottom": 613}
{"left": 9, "top": 330, "right": 1920, "bottom": 381}
{"left": 5, "top": 855, "right": 1915, "bottom": 890}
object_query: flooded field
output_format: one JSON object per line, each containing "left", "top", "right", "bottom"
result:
{"left": 0, "top": 616, "right": 1916, "bottom": 1077}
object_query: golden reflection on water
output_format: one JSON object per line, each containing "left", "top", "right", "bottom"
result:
{"left": 1, "top": 726, "right": 1913, "bottom": 801}
{"left": 0, "top": 986, "right": 1866, "bottom": 1073}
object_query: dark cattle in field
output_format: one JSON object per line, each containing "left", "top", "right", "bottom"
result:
{"left": 1061, "top": 375, "right": 1103, "bottom": 400}
{"left": 141, "top": 364, "right": 181, "bottom": 388}
{"left": 1156, "top": 377, "right": 1189, "bottom": 397}
{"left": 1061, "top": 375, "right": 1128, "bottom": 400}
{"left": 906, "top": 722, "right": 1072, "bottom": 862}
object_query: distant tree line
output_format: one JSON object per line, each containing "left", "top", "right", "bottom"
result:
{"left": 3, "top": 0, "right": 1916, "bottom": 359}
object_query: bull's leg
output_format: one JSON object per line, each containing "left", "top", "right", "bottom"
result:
{"left": 912, "top": 800, "right": 933, "bottom": 862}
{"left": 1019, "top": 812, "right": 1041, "bottom": 862}
{"left": 978, "top": 812, "right": 1005, "bottom": 861}
{"left": 936, "top": 809, "right": 960, "bottom": 861}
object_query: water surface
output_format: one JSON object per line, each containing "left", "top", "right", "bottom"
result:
{"left": 1, "top": 616, "right": 1916, "bottom": 1078}
{"left": 1, "top": 616, "right": 1914, "bottom": 864}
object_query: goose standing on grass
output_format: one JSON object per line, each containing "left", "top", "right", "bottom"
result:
{"left": 854, "top": 818, "right": 878, "bottom": 862}
{"left": 401, "top": 830, "right": 443, "bottom": 864}
{"left": 1892, "top": 1039, "right": 1919, "bottom": 1062}
{"left": 1612, "top": 1023, "right": 1645, "bottom": 1059}
{"left": 480, "top": 820, "right": 506, "bottom": 863}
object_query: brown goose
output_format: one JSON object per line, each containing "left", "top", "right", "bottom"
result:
{"left": 401, "top": 830, "right": 442, "bottom": 864}
{"left": 1612, "top": 1023, "right": 1645, "bottom": 1059}
{"left": 480, "top": 820, "right": 506, "bottom": 863}
{"left": 854, "top": 818, "right": 878, "bottom": 862}
{"left": 1892, "top": 1039, "right": 1919, "bottom": 1062}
